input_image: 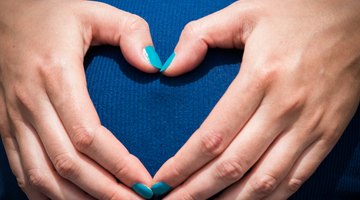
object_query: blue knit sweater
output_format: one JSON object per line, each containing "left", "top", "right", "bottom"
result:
{"left": 1, "top": 0, "right": 359, "bottom": 199}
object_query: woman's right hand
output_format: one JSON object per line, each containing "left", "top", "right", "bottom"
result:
{"left": 0, "top": 1, "right": 160, "bottom": 199}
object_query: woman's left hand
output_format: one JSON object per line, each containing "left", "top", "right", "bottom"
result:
{"left": 153, "top": 0, "right": 360, "bottom": 199}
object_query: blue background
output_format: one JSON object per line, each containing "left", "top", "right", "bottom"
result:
{"left": 1, "top": 0, "right": 359, "bottom": 199}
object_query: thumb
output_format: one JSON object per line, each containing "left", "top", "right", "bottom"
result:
{"left": 77, "top": 1, "right": 162, "bottom": 73}
{"left": 161, "top": 1, "right": 259, "bottom": 76}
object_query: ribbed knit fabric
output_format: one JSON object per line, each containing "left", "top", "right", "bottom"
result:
{"left": 0, "top": 172, "right": 3, "bottom": 199}
{"left": 0, "top": 0, "right": 359, "bottom": 199}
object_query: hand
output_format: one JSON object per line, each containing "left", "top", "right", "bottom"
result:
{"left": 154, "top": 0, "right": 360, "bottom": 199}
{"left": 0, "top": 1, "right": 160, "bottom": 199}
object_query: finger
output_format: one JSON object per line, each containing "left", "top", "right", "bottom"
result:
{"left": 153, "top": 70, "right": 265, "bottom": 193}
{"left": 77, "top": 1, "right": 161, "bottom": 72}
{"left": 161, "top": 1, "right": 259, "bottom": 76}
{"left": 42, "top": 57, "right": 153, "bottom": 191}
{"left": 1, "top": 133, "right": 47, "bottom": 200}
{"left": 1, "top": 135, "right": 27, "bottom": 193}
{"left": 25, "top": 192, "right": 49, "bottom": 200}
{"left": 161, "top": 84, "right": 307, "bottom": 199}
{"left": 162, "top": 100, "right": 292, "bottom": 200}
{"left": 2, "top": 84, "right": 51, "bottom": 200}
{"left": 265, "top": 139, "right": 336, "bottom": 200}
{"left": 0, "top": 98, "right": 31, "bottom": 196}
{"left": 17, "top": 95, "right": 145, "bottom": 200}
{"left": 13, "top": 119, "right": 92, "bottom": 200}
{"left": 217, "top": 127, "right": 318, "bottom": 200}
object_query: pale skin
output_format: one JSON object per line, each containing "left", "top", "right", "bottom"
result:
{"left": 0, "top": 0, "right": 359, "bottom": 200}
{"left": 155, "top": 0, "right": 360, "bottom": 199}
{"left": 0, "top": 0, "right": 158, "bottom": 199}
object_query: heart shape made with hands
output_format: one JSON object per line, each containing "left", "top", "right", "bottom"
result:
{"left": 80, "top": 0, "right": 248, "bottom": 199}
{"left": 85, "top": 41, "right": 241, "bottom": 198}
{"left": 1, "top": 0, "right": 243, "bottom": 199}
{"left": 2, "top": 0, "right": 359, "bottom": 200}
{"left": 85, "top": 0, "right": 360, "bottom": 199}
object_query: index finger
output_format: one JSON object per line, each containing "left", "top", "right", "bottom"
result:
{"left": 153, "top": 2, "right": 262, "bottom": 194}
{"left": 153, "top": 69, "right": 265, "bottom": 194}
{"left": 44, "top": 57, "right": 153, "bottom": 193}
{"left": 160, "top": 1, "right": 258, "bottom": 76}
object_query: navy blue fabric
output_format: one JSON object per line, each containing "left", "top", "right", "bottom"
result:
{"left": 1, "top": 141, "right": 28, "bottom": 200}
{"left": 0, "top": 162, "right": 3, "bottom": 198}
{"left": 0, "top": 0, "right": 359, "bottom": 199}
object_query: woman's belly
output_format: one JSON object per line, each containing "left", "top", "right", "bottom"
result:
{"left": 85, "top": 0, "right": 240, "bottom": 175}
{"left": 0, "top": 1, "right": 359, "bottom": 199}
{"left": 84, "top": 0, "right": 360, "bottom": 199}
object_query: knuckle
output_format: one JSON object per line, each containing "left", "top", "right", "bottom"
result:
{"left": 244, "top": 66, "right": 277, "bottom": 93}
{"left": 256, "top": 66, "right": 278, "bottom": 86}
{"left": 27, "top": 169, "right": 48, "bottom": 189}
{"left": 320, "top": 124, "right": 342, "bottom": 146}
{"left": 236, "top": 18, "right": 255, "bottom": 46}
{"left": 71, "top": 125, "right": 97, "bottom": 151}
{"left": 287, "top": 178, "right": 304, "bottom": 193}
{"left": 111, "top": 156, "right": 130, "bottom": 178}
{"left": 6, "top": 107, "right": 23, "bottom": 127}
{"left": 182, "top": 20, "right": 208, "bottom": 50}
{"left": 183, "top": 20, "right": 202, "bottom": 39}
{"left": 215, "top": 159, "right": 245, "bottom": 182}
{"left": 170, "top": 157, "right": 188, "bottom": 179}
{"left": 322, "top": 132, "right": 340, "bottom": 146}
{"left": 103, "top": 190, "right": 122, "bottom": 200}
{"left": 37, "top": 55, "right": 66, "bottom": 79}
{"left": 275, "top": 95, "right": 306, "bottom": 120}
{"left": 198, "top": 129, "right": 225, "bottom": 157}
{"left": 127, "top": 15, "right": 149, "bottom": 31}
{"left": 13, "top": 85, "right": 26, "bottom": 102}
{"left": 296, "top": 110, "right": 325, "bottom": 141}
{"left": 16, "top": 177, "right": 28, "bottom": 190}
{"left": 180, "top": 189, "right": 198, "bottom": 200}
{"left": 249, "top": 174, "right": 277, "bottom": 196}
{"left": 284, "top": 96, "right": 305, "bottom": 112}
{"left": 53, "top": 152, "right": 79, "bottom": 179}
{"left": 13, "top": 85, "right": 36, "bottom": 113}
{"left": 36, "top": 57, "right": 71, "bottom": 95}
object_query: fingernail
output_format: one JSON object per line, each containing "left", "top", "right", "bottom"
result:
{"left": 160, "top": 52, "right": 176, "bottom": 72}
{"left": 143, "top": 46, "right": 162, "bottom": 70}
{"left": 151, "top": 182, "right": 172, "bottom": 196}
{"left": 132, "top": 183, "right": 153, "bottom": 199}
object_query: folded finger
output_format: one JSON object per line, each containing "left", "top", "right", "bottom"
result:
{"left": 161, "top": 0, "right": 259, "bottom": 76}
{"left": 1, "top": 133, "right": 47, "bottom": 200}
{"left": 217, "top": 127, "right": 318, "bottom": 200}
{"left": 153, "top": 71, "right": 265, "bottom": 193}
{"left": 43, "top": 58, "right": 153, "bottom": 192}
{"left": 162, "top": 101, "right": 290, "bottom": 199}
{"left": 18, "top": 95, "right": 145, "bottom": 200}
{"left": 266, "top": 139, "right": 335, "bottom": 200}
{"left": 13, "top": 119, "right": 92, "bottom": 200}
{"left": 77, "top": 1, "right": 161, "bottom": 72}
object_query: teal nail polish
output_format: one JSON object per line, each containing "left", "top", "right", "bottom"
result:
{"left": 144, "top": 46, "right": 162, "bottom": 70}
{"left": 132, "top": 183, "right": 153, "bottom": 199}
{"left": 151, "top": 182, "right": 172, "bottom": 196}
{"left": 160, "top": 52, "right": 176, "bottom": 72}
